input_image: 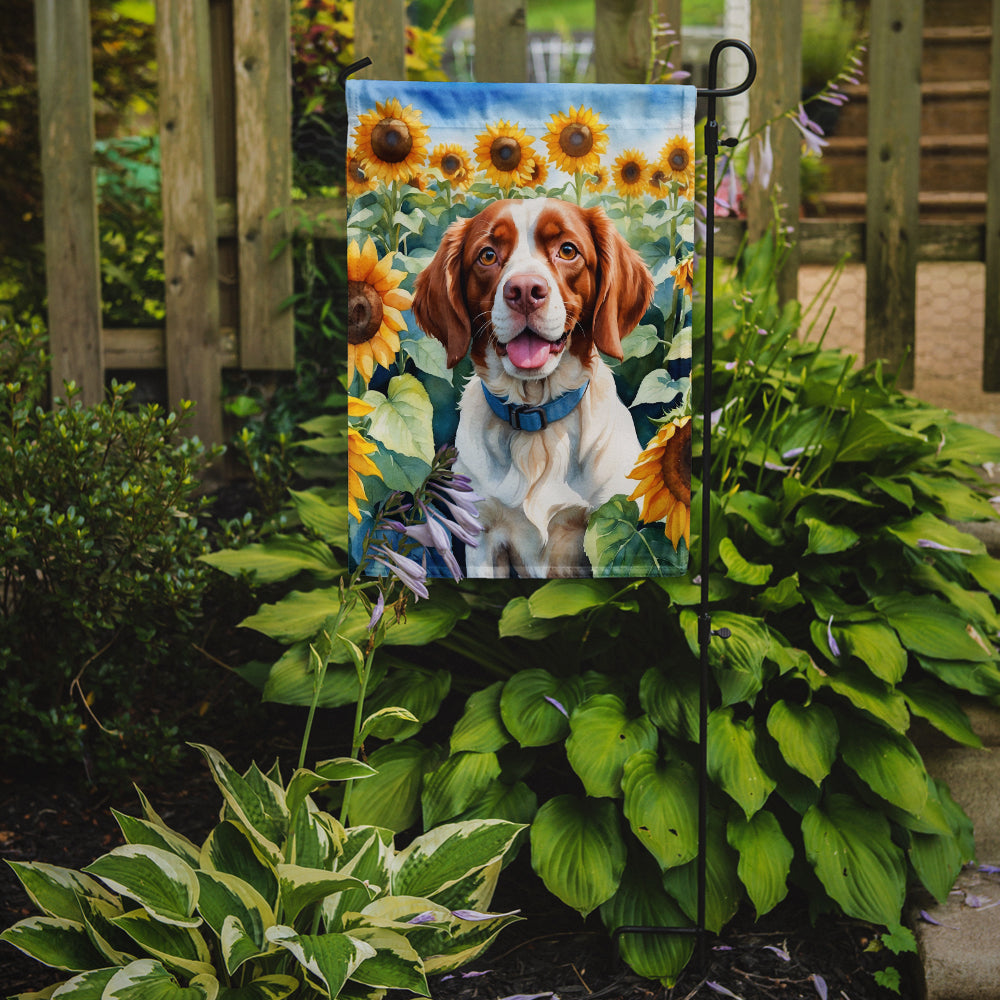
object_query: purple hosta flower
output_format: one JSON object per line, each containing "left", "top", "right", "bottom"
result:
{"left": 407, "top": 911, "right": 438, "bottom": 925}
{"left": 979, "top": 864, "right": 1000, "bottom": 874}
{"left": 917, "top": 538, "right": 973, "bottom": 555}
{"left": 811, "top": 974, "right": 828, "bottom": 1000}
{"left": 367, "top": 590, "right": 385, "bottom": 631}
{"left": 401, "top": 504, "right": 464, "bottom": 581}
{"left": 763, "top": 944, "right": 791, "bottom": 962}
{"left": 441, "top": 970, "right": 493, "bottom": 981}
{"left": 827, "top": 616, "right": 842, "bottom": 658}
{"left": 451, "top": 908, "right": 521, "bottom": 921}
{"left": 791, "top": 104, "right": 828, "bottom": 157}
{"left": 544, "top": 695, "right": 569, "bottom": 718}
{"left": 707, "top": 983, "right": 742, "bottom": 999}
{"left": 746, "top": 125, "right": 773, "bottom": 190}
{"left": 919, "top": 909, "right": 958, "bottom": 929}
{"left": 715, "top": 156, "right": 742, "bottom": 216}
{"left": 426, "top": 481, "right": 482, "bottom": 548}
{"left": 371, "top": 544, "right": 429, "bottom": 600}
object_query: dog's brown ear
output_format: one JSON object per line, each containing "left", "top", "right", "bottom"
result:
{"left": 413, "top": 216, "right": 472, "bottom": 367}
{"left": 586, "top": 206, "right": 656, "bottom": 360}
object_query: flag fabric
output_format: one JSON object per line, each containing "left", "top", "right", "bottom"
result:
{"left": 346, "top": 80, "right": 695, "bottom": 579}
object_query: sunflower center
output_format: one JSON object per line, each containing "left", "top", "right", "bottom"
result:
{"left": 347, "top": 157, "right": 368, "bottom": 184}
{"left": 650, "top": 170, "right": 666, "bottom": 189}
{"left": 490, "top": 136, "right": 523, "bottom": 172}
{"left": 660, "top": 421, "right": 692, "bottom": 506}
{"left": 441, "top": 153, "right": 461, "bottom": 176}
{"left": 669, "top": 147, "right": 690, "bottom": 172}
{"left": 559, "top": 123, "right": 593, "bottom": 158}
{"left": 348, "top": 280, "right": 384, "bottom": 345}
{"left": 370, "top": 118, "right": 413, "bottom": 163}
{"left": 622, "top": 161, "right": 642, "bottom": 184}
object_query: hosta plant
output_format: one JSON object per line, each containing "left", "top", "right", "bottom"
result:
{"left": 1, "top": 744, "right": 523, "bottom": 999}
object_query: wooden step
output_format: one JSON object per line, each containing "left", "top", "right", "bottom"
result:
{"left": 812, "top": 189, "right": 987, "bottom": 222}
{"left": 833, "top": 80, "right": 991, "bottom": 138}
{"left": 922, "top": 25, "right": 993, "bottom": 82}
{"left": 921, "top": 0, "right": 992, "bottom": 29}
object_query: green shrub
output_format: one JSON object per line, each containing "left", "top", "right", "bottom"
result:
{"left": 1, "top": 744, "right": 524, "bottom": 998}
{"left": 0, "top": 316, "right": 220, "bottom": 783}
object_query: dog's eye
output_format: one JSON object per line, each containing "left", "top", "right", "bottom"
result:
{"left": 478, "top": 247, "right": 498, "bottom": 265}
{"left": 557, "top": 242, "right": 578, "bottom": 260}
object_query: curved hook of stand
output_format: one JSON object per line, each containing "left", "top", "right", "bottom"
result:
{"left": 337, "top": 56, "right": 373, "bottom": 90}
{"left": 697, "top": 38, "right": 757, "bottom": 98}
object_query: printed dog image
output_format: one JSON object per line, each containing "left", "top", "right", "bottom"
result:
{"left": 413, "top": 197, "right": 655, "bottom": 578}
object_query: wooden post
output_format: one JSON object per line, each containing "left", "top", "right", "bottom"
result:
{"left": 654, "top": 0, "right": 683, "bottom": 80}
{"left": 233, "top": 0, "right": 294, "bottom": 369}
{"left": 34, "top": 0, "right": 104, "bottom": 405}
{"left": 157, "top": 0, "right": 223, "bottom": 444}
{"left": 594, "top": 0, "right": 656, "bottom": 84}
{"left": 747, "top": 0, "right": 801, "bottom": 306}
{"left": 983, "top": 0, "right": 1000, "bottom": 391}
{"left": 354, "top": 0, "right": 407, "bottom": 79}
{"left": 474, "top": 0, "right": 526, "bottom": 83}
{"left": 864, "top": 0, "right": 923, "bottom": 390}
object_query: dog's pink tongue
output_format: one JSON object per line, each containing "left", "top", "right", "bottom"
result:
{"left": 506, "top": 332, "right": 552, "bottom": 370}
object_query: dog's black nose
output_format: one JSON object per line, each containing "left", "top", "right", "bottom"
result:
{"left": 503, "top": 274, "right": 549, "bottom": 314}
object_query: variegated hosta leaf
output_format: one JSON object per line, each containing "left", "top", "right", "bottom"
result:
{"left": 802, "top": 793, "right": 906, "bottom": 926}
{"left": 529, "top": 795, "right": 626, "bottom": 917}
{"left": 345, "top": 926, "right": 429, "bottom": 995}
{"left": 599, "top": 854, "right": 694, "bottom": 987}
{"left": 391, "top": 820, "right": 524, "bottom": 901}
{"left": 200, "top": 822, "right": 278, "bottom": 910}
{"left": 566, "top": 695, "right": 658, "bottom": 798}
{"left": 265, "top": 926, "right": 376, "bottom": 998}
{"left": 706, "top": 707, "right": 776, "bottom": 819}
{"left": 765, "top": 700, "right": 838, "bottom": 786}
{"left": 112, "top": 810, "right": 202, "bottom": 868}
{"left": 46, "top": 966, "right": 118, "bottom": 997}
{"left": 285, "top": 760, "right": 375, "bottom": 824}
{"left": 214, "top": 974, "right": 299, "bottom": 1000}
{"left": 276, "top": 864, "right": 375, "bottom": 925}
{"left": 450, "top": 681, "right": 511, "bottom": 754}
{"left": 110, "top": 907, "right": 214, "bottom": 978}
{"left": 727, "top": 810, "right": 793, "bottom": 918}
{"left": 101, "top": 958, "right": 218, "bottom": 999}
{"left": 323, "top": 829, "right": 393, "bottom": 931}
{"left": 77, "top": 894, "right": 136, "bottom": 966}
{"left": 421, "top": 907, "right": 522, "bottom": 975}
{"left": 287, "top": 802, "right": 343, "bottom": 870}
{"left": 0, "top": 916, "right": 107, "bottom": 972}
{"left": 83, "top": 846, "right": 200, "bottom": 928}
{"left": 420, "top": 751, "right": 502, "bottom": 829}
{"left": 424, "top": 859, "right": 501, "bottom": 916}
{"left": 621, "top": 751, "right": 699, "bottom": 871}
{"left": 195, "top": 871, "right": 274, "bottom": 974}
{"left": 4, "top": 861, "right": 118, "bottom": 922}
{"left": 347, "top": 740, "right": 442, "bottom": 833}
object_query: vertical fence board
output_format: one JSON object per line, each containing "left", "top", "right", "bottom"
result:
{"left": 864, "top": 0, "right": 923, "bottom": 389}
{"left": 354, "top": 0, "right": 406, "bottom": 79}
{"left": 157, "top": 0, "right": 223, "bottom": 444}
{"left": 34, "top": 0, "right": 103, "bottom": 405}
{"left": 984, "top": 0, "right": 1000, "bottom": 390}
{"left": 654, "top": 0, "right": 682, "bottom": 79}
{"left": 233, "top": 0, "right": 294, "bottom": 369}
{"left": 474, "top": 0, "right": 526, "bottom": 82}
{"left": 747, "top": 0, "right": 801, "bottom": 304}
{"left": 594, "top": 0, "right": 654, "bottom": 84}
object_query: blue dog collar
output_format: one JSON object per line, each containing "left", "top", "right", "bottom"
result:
{"left": 481, "top": 380, "right": 590, "bottom": 432}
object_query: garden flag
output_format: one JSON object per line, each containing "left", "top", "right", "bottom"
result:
{"left": 346, "top": 80, "right": 695, "bottom": 580}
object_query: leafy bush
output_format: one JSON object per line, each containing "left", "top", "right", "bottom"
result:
{"left": 1, "top": 743, "right": 524, "bottom": 998}
{"left": 0, "top": 317, "right": 220, "bottom": 782}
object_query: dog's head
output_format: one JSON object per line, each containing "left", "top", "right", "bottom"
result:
{"left": 412, "top": 198, "right": 655, "bottom": 379}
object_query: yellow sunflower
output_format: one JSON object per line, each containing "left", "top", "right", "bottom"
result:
{"left": 429, "top": 143, "right": 473, "bottom": 190}
{"left": 348, "top": 237, "right": 411, "bottom": 385}
{"left": 585, "top": 165, "right": 609, "bottom": 192}
{"left": 627, "top": 416, "right": 692, "bottom": 549}
{"left": 526, "top": 156, "right": 550, "bottom": 188}
{"left": 612, "top": 149, "right": 651, "bottom": 199}
{"left": 354, "top": 97, "right": 429, "bottom": 185}
{"left": 671, "top": 256, "right": 695, "bottom": 298}
{"left": 348, "top": 397, "right": 383, "bottom": 522}
{"left": 474, "top": 120, "right": 536, "bottom": 189}
{"left": 543, "top": 105, "right": 608, "bottom": 175}
{"left": 346, "top": 148, "right": 376, "bottom": 196}
{"left": 647, "top": 167, "right": 669, "bottom": 197}
{"left": 658, "top": 135, "right": 696, "bottom": 197}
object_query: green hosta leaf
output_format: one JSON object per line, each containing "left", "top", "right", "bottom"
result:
{"left": 195, "top": 871, "right": 273, "bottom": 974}
{"left": 0, "top": 916, "right": 107, "bottom": 972}
{"left": 599, "top": 854, "right": 694, "bottom": 987}
{"left": 277, "top": 865, "right": 374, "bottom": 925}
{"left": 802, "top": 794, "right": 906, "bottom": 926}
{"left": 497, "top": 596, "right": 565, "bottom": 639}
{"left": 901, "top": 680, "right": 982, "bottom": 748}
{"left": 886, "top": 512, "right": 985, "bottom": 556}
{"left": 288, "top": 488, "right": 349, "bottom": 549}
{"left": 450, "top": 682, "right": 511, "bottom": 754}
{"left": 967, "top": 553, "right": 1000, "bottom": 597}
{"left": 906, "top": 472, "right": 998, "bottom": 522}
{"left": 83, "top": 846, "right": 200, "bottom": 928}
{"left": 241, "top": 589, "right": 342, "bottom": 644}
{"left": 103, "top": 959, "right": 218, "bottom": 999}
{"left": 936, "top": 421, "right": 1000, "bottom": 465}
{"left": 584, "top": 496, "right": 688, "bottom": 577}
{"left": 834, "top": 410, "right": 927, "bottom": 463}
{"left": 565, "top": 695, "right": 657, "bottom": 798}
{"left": 112, "top": 812, "right": 201, "bottom": 868}
{"left": 347, "top": 740, "right": 441, "bottom": 832}
{"left": 724, "top": 490, "right": 784, "bottom": 546}
{"left": 4, "top": 862, "right": 118, "bottom": 923}
{"left": 526, "top": 579, "right": 619, "bottom": 618}
{"left": 839, "top": 718, "right": 928, "bottom": 816}
{"left": 680, "top": 610, "right": 770, "bottom": 706}
{"left": 765, "top": 700, "right": 838, "bottom": 786}
{"left": 421, "top": 751, "right": 502, "bottom": 828}
{"left": 639, "top": 665, "right": 699, "bottom": 742}
{"left": 811, "top": 662, "right": 910, "bottom": 732}
{"left": 392, "top": 820, "right": 524, "bottom": 901}
{"left": 755, "top": 573, "right": 805, "bottom": 614}
{"left": 909, "top": 826, "right": 966, "bottom": 905}
{"left": 111, "top": 909, "right": 214, "bottom": 978}
{"left": 727, "top": 811, "right": 793, "bottom": 918}
{"left": 803, "top": 517, "right": 859, "bottom": 556}
{"left": 359, "top": 706, "right": 421, "bottom": 742}
{"left": 874, "top": 594, "right": 995, "bottom": 662}
{"left": 499, "top": 670, "right": 584, "bottom": 747}
{"left": 834, "top": 621, "right": 907, "bottom": 684}
{"left": 916, "top": 655, "right": 1000, "bottom": 697}
{"left": 707, "top": 708, "right": 776, "bottom": 818}
{"left": 265, "top": 926, "right": 375, "bottom": 998}
{"left": 718, "top": 537, "right": 772, "bottom": 586}
{"left": 362, "top": 667, "right": 451, "bottom": 740}
{"left": 453, "top": 779, "right": 538, "bottom": 827}
{"left": 621, "top": 751, "right": 699, "bottom": 871}
{"left": 363, "top": 374, "right": 435, "bottom": 464}
{"left": 200, "top": 822, "right": 278, "bottom": 910}
{"left": 199, "top": 536, "right": 339, "bottom": 584}
{"left": 661, "top": 811, "right": 741, "bottom": 933}
{"left": 216, "top": 975, "right": 299, "bottom": 1000}
{"left": 530, "top": 795, "right": 627, "bottom": 917}
{"left": 345, "top": 926, "right": 429, "bottom": 994}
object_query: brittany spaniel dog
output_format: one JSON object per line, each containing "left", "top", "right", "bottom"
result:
{"left": 413, "top": 197, "right": 655, "bottom": 578}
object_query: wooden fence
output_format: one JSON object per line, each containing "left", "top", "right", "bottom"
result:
{"left": 33, "top": 0, "right": 1000, "bottom": 446}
